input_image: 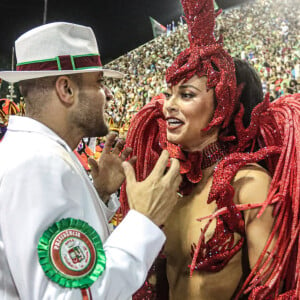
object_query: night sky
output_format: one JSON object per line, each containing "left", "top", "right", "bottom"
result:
{"left": 0, "top": 0, "right": 248, "bottom": 69}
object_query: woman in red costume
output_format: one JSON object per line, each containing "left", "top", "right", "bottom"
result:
{"left": 120, "top": 0, "right": 300, "bottom": 298}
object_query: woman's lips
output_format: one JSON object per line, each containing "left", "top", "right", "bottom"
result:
{"left": 166, "top": 118, "right": 184, "bottom": 130}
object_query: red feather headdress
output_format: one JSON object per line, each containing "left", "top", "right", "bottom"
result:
{"left": 166, "top": 0, "right": 239, "bottom": 131}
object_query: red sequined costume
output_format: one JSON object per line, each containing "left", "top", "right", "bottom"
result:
{"left": 120, "top": 0, "right": 300, "bottom": 298}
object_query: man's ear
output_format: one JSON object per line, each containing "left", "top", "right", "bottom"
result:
{"left": 55, "top": 76, "right": 76, "bottom": 106}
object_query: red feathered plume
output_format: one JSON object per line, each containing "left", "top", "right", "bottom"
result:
{"left": 190, "top": 94, "right": 300, "bottom": 299}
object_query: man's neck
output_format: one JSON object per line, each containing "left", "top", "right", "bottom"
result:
{"left": 26, "top": 113, "right": 82, "bottom": 150}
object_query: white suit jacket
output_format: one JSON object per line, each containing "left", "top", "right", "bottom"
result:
{"left": 0, "top": 116, "right": 165, "bottom": 300}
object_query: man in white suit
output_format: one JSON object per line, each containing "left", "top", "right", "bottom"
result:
{"left": 0, "top": 22, "right": 181, "bottom": 300}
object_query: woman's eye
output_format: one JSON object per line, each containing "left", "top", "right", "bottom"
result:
{"left": 163, "top": 92, "right": 172, "bottom": 99}
{"left": 181, "top": 93, "right": 194, "bottom": 99}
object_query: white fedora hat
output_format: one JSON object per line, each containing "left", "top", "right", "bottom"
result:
{"left": 0, "top": 22, "right": 124, "bottom": 83}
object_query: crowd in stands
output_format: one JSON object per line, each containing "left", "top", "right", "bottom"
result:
{"left": 105, "top": 0, "right": 300, "bottom": 131}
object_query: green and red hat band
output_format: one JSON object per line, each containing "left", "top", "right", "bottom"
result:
{"left": 16, "top": 54, "right": 102, "bottom": 71}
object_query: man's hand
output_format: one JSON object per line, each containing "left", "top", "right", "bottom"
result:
{"left": 88, "top": 132, "right": 136, "bottom": 204}
{"left": 122, "top": 150, "right": 182, "bottom": 227}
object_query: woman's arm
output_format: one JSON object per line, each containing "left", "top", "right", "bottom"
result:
{"left": 234, "top": 165, "right": 276, "bottom": 270}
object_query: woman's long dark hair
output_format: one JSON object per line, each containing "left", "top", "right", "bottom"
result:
{"left": 234, "top": 57, "right": 263, "bottom": 128}
{"left": 220, "top": 58, "right": 263, "bottom": 142}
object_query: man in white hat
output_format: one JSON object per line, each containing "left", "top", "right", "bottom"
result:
{"left": 0, "top": 22, "right": 181, "bottom": 299}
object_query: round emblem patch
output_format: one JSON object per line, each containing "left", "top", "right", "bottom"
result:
{"left": 38, "top": 218, "right": 106, "bottom": 288}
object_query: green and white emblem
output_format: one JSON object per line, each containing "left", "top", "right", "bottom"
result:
{"left": 38, "top": 218, "right": 106, "bottom": 288}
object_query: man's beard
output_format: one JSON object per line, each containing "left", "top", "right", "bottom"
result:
{"left": 73, "top": 92, "right": 109, "bottom": 138}
{"left": 82, "top": 113, "right": 109, "bottom": 138}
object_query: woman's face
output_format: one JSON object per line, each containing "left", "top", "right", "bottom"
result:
{"left": 163, "top": 75, "right": 217, "bottom": 151}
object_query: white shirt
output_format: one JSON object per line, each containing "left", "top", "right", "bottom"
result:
{"left": 0, "top": 116, "right": 165, "bottom": 300}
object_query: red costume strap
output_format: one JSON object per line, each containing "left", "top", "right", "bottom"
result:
{"left": 81, "top": 288, "right": 93, "bottom": 300}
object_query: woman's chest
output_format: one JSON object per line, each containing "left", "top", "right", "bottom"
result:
{"left": 163, "top": 178, "right": 218, "bottom": 263}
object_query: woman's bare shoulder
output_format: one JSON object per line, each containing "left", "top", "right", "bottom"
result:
{"left": 232, "top": 163, "right": 272, "bottom": 205}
